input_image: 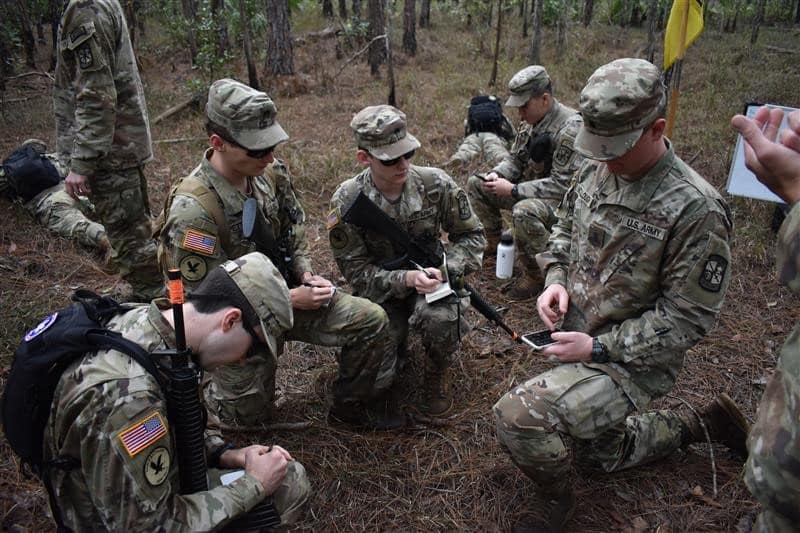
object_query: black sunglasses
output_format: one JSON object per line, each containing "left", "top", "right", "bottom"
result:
{"left": 377, "top": 149, "right": 415, "bottom": 167}
{"left": 224, "top": 136, "right": 274, "bottom": 159}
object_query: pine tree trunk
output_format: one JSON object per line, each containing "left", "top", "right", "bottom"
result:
{"left": 323, "top": 0, "right": 334, "bottom": 18}
{"left": 239, "top": 0, "right": 260, "bottom": 89}
{"left": 182, "top": 0, "right": 198, "bottom": 65}
{"left": 14, "top": 0, "right": 37, "bottom": 68}
{"left": 49, "top": 0, "right": 59, "bottom": 70}
{"left": 529, "top": 0, "right": 542, "bottom": 64}
{"left": 368, "top": 0, "right": 386, "bottom": 76}
{"left": 489, "top": 0, "right": 502, "bottom": 86}
{"left": 338, "top": 0, "right": 348, "bottom": 19}
{"left": 385, "top": 0, "right": 396, "bottom": 105}
{"left": 352, "top": 0, "right": 362, "bottom": 19}
{"left": 751, "top": 0, "right": 766, "bottom": 44}
{"left": 419, "top": 0, "right": 431, "bottom": 27}
{"left": 556, "top": 0, "right": 568, "bottom": 58}
{"left": 211, "top": 0, "right": 230, "bottom": 57}
{"left": 522, "top": 0, "right": 529, "bottom": 37}
{"left": 645, "top": 0, "right": 657, "bottom": 63}
{"left": 403, "top": 0, "right": 417, "bottom": 55}
{"left": 795, "top": 0, "right": 800, "bottom": 24}
{"left": 266, "top": 0, "right": 294, "bottom": 75}
{"left": 582, "top": 0, "right": 594, "bottom": 26}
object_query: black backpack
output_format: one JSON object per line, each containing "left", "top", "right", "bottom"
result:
{"left": 466, "top": 95, "right": 514, "bottom": 140}
{"left": 2, "top": 144, "right": 62, "bottom": 202}
{"left": 2, "top": 290, "right": 163, "bottom": 477}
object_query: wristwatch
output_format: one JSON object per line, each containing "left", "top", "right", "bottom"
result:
{"left": 511, "top": 183, "right": 520, "bottom": 200}
{"left": 591, "top": 337, "right": 610, "bottom": 363}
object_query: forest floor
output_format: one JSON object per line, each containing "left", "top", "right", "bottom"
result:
{"left": 1, "top": 7, "right": 800, "bottom": 532}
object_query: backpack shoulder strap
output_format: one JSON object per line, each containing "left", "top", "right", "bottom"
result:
{"left": 175, "top": 176, "right": 232, "bottom": 254}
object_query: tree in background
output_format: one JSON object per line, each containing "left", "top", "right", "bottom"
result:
{"left": 529, "top": 0, "right": 542, "bottom": 63}
{"left": 210, "top": 0, "right": 230, "bottom": 57}
{"left": 266, "top": 0, "right": 295, "bottom": 75}
{"left": 583, "top": 0, "right": 594, "bottom": 26}
{"left": 323, "top": 0, "right": 334, "bottom": 18}
{"left": 368, "top": 0, "right": 386, "bottom": 76}
{"left": 338, "top": 0, "right": 348, "bottom": 19}
{"left": 403, "top": 0, "right": 417, "bottom": 55}
{"left": 419, "top": 0, "right": 431, "bottom": 27}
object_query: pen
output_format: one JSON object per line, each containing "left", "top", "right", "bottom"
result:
{"left": 410, "top": 261, "right": 437, "bottom": 279}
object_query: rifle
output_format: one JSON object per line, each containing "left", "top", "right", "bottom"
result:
{"left": 340, "top": 191, "right": 526, "bottom": 345}
{"left": 243, "top": 197, "right": 292, "bottom": 282}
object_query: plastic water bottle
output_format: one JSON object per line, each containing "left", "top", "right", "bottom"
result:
{"left": 496, "top": 232, "right": 515, "bottom": 279}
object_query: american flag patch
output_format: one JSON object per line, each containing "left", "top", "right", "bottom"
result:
{"left": 118, "top": 411, "right": 167, "bottom": 457}
{"left": 182, "top": 229, "right": 217, "bottom": 255}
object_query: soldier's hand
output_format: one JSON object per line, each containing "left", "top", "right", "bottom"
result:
{"left": 536, "top": 283, "right": 568, "bottom": 330}
{"left": 405, "top": 268, "right": 443, "bottom": 294}
{"left": 65, "top": 171, "right": 91, "bottom": 199}
{"left": 483, "top": 176, "right": 514, "bottom": 197}
{"left": 541, "top": 331, "right": 592, "bottom": 362}
{"left": 244, "top": 446, "right": 289, "bottom": 495}
{"left": 731, "top": 107, "right": 800, "bottom": 204}
{"left": 292, "top": 274, "right": 335, "bottom": 310}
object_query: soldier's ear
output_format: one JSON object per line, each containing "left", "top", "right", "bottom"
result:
{"left": 210, "top": 134, "right": 226, "bottom": 152}
{"left": 356, "top": 149, "right": 372, "bottom": 166}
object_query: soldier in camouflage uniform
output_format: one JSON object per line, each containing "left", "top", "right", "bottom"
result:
{"left": 44, "top": 252, "right": 309, "bottom": 531}
{"left": 732, "top": 107, "right": 800, "bottom": 533}
{"left": 328, "top": 105, "right": 486, "bottom": 417}
{"left": 55, "top": 0, "right": 162, "bottom": 300}
{"left": 1, "top": 140, "right": 110, "bottom": 254}
{"left": 467, "top": 66, "right": 583, "bottom": 300}
{"left": 445, "top": 96, "right": 515, "bottom": 174}
{"left": 158, "top": 79, "right": 398, "bottom": 430}
{"left": 493, "top": 59, "right": 749, "bottom": 531}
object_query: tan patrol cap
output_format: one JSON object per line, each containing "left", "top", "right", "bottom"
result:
{"left": 506, "top": 65, "right": 551, "bottom": 107}
{"left": 350, "top": 105, "right": 421, "bottom": 160}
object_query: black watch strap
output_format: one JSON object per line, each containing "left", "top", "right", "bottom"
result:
{"left": 591, "top": 337, "right": 610, "bottom": 363}
{"left": 511, "top": 183, "right": 520, "bottom": 199}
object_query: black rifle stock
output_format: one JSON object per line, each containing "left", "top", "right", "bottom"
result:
{"left": 341, "top": 191, "right": 522, "bottom": 343}
{"left": 243, "top": 197, "right": 292, "bottom": 282}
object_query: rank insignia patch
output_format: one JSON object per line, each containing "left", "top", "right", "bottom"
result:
{"left": 182, "top": 229, "right": 217, "bottom": 256}
{"left": 77, "top": 44, "right": 93, "bottom": 69}
{"left": 699, "top": 254, "right": 727, "bottom": 292}
{"left": 118, "top": 412, "right": 167, "bottom": 458}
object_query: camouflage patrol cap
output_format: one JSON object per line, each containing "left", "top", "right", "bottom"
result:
{"left": 574, "top": 58, "right": 667, "bottom": 161}
{"left": 201, "top": 252, "right": 293, "bottom": 358}
{"left": 350, "top": 105, "right": 421, "bottom": 160}
{"left": 206, "top": 78, "right": 289, "bottom": 151}
{"left": 506, "top": 66, "right": 551, "bottom": 107}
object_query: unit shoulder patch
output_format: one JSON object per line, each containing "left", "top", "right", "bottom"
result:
{"left": 144, "top": 446, "right": 170, "bottom": 486}
{"left": 699, "top": 254, "right": 727, "bottom": 292}
{"left": 456, "top": 190, "right": 472, "bottom": 221}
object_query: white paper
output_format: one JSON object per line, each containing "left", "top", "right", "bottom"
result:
{"left": 220, "top": 469, "right": 246, "bottom": 485}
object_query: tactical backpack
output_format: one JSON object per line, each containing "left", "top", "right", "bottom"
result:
{"left": 1, "top": 144, "right": 62, "bottom": 202}
{"left": 466, "top": 95, "right": 514, "bottom": 141}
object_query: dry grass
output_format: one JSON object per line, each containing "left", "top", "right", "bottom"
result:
{"left": 2, "top": 6, "right": 800, "bottom": 531}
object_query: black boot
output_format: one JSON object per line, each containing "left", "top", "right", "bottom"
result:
{"left": 679, "top": 392, "right": 750, "bottom": 457}
{"left": 328, "top": 397, "right": 406, "bottom": 430}
{"left": 513, "top": 482, "right": 576, "bottom": 533}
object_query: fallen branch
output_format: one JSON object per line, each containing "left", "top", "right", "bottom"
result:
{"left": 6, "top": 71, "right": 54, "bottom": 81}
{"left": 215, "top": 420, "right": 313, "bottom": 433}
{"left": 335, "top": 34, "right": 387, "bottom": 79}
{"left": 153, "top": 136, "right": 207, "bottom": 145}
{"left": 765, "top": 45, "right": 799, "bottom": 54}
{"left": 153, "top": 94, "right": 201, "bottom": 125}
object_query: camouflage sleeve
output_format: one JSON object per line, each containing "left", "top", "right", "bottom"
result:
{"left": 54, "top": 3, "right": 119, "bottom": 176}
{"left": 777, "top": 202, "right": 800, "bottom": 293}
{"left": 492, "top": 123, "right": 531, "bottom": 181}
{"left": 439, "top": 177, "right": 486, "bottom": 278}
{"left": 328, "top": 186, "right": 414, "bottom": 303}
{"left": 272, "top": 162, "right": 313, "bottom": 281}
{"left": 597, "top": 203, "right": 732, "bottom": 363}
{"left": 158, "top": 194, "right": 226, "bottom": 291}
{"left": 516, "top": 115, "right": 583, "bottom": 200}
{"left": 447, "top": 134, "right": 484, "bottom": 166}
{"left": 61, "top": 380, "right": 266, "bottom": 531}
{"left": 481, "top": 132, "right": 511, "bottom": 166}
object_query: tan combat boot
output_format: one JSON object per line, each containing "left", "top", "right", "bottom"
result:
{"left": 421, "top": 362, "right": 453, "bottom": 416}
{"left": 679, "top": 393, "right": 750, "bottom": 457}
{"left": 513, "top": 481, "right": 576, "bottom": 533}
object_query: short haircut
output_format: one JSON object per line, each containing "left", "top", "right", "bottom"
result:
{"left": 205, "top": 120, "right": 235, "bottom": 142}
{"left": 530, "top": 82, "right": 553, "bottom": 98}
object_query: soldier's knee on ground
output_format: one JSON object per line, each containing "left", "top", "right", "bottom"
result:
{"left": 274, "top": 461, "right": 311, "bottom": 525}
{"left": 203, "top": 354, "right": 277, "bottom": 426}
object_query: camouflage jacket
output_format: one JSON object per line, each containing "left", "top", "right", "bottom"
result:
{"left": 492, "top": 99, "right": 583, "bottom": 201}
{"left": 54, "top": 0, "right": 153, "bottom": 175}
{"left": 157, "top": 150, "right": 312, "bottom": 290}
{"left": 448, "top": 132, "right": 510, "bottom": 168}
{"left": 538, "top": 141, "right": 732, "bottom": 404}
{"left": 745, "top": 202, "right": 800, "bottom": 523}
{"left": 44, "top": 302, "right": 266, "bottom": 531}
{"left": 328, "top": 166, "right": 486, "bottom": 304}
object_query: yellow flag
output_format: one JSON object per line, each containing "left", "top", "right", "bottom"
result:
{"left": 664, "top": 0, "right": 704, "bottom": 70}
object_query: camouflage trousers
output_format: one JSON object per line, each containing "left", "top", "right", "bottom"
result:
{"left": 493, "top": 363, "right": 685, "bottom": 486}
{"left": 89, "top": 166, "right": 162, "bottom": 300}
{"left": 27, "top": 184, "right": 108, "bottom": 251}
{"left": 745, "top": 324, "right": 800, "bottom": 532}
{"left": 204, "top": 291, "right": 393, "bottom": 425}
{"left": 210, "top": 461, "right": 310, "bottom": 525}
{"left": 382, "top": 292, "right": 471, "bottom": 371}
{"left": 511, "top": 198, "right": 557, "bottom": 273}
